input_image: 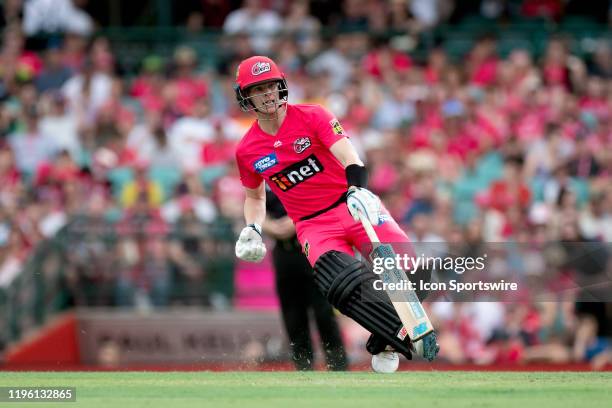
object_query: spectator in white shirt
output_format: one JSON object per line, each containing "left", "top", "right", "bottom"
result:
{"left": 167, "top": 98, "right": 215, "bottom": 171}
{"left": 38, "top": 93, "right": 81, "bottom": 162}
{"left": 223, "top": 0, "right": 283, "bottom": 54}
{"left": 23, "top": 0, "right": 93, "bottom": 36}
{"left": 61, "top": 58, "right": 113, "bottom": 126}
{"left": 8, "top": 107, "right": 59, "bottom": 176}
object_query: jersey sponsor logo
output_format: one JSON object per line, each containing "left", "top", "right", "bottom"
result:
{"left": 293, "top": 137, "right": 311, "bottom": 154}
{"left": 251, "top": 61, "right": 271, "bottom": 76}
{"left": 253, "top": 153, "right": 278, "bottom": 173}
{"left": 330, "top": 118, "right": 345, "bottom": 136}
{"left": 269, "top": 154, "right": 323, "bottom": 191}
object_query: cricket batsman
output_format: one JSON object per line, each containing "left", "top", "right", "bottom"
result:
{"left": 233, "top": 56, "right": 439, "bottom": 372}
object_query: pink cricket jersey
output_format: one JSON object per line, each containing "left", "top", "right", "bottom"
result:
{"left": 235, "top": 104, "right": 348, "bottom": 222}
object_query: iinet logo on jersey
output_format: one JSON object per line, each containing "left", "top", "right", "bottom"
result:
{"left": 270, "top": 154, "right": 324, "bottom": 191}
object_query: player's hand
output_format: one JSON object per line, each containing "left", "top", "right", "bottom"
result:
{"left": 235, "top": 223, "right": 266, "bottom": 262}
{"left": 346, "top": 186, "right": 382, "bottom": 226}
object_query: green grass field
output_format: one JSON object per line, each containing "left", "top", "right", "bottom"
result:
{"left": 1, "top": 371, "right": 610, "bottom": 408}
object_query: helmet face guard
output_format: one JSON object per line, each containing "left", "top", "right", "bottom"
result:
{"left": 234, "top": 79, "right": 289, "bottom": 113}
{"left": 234, "top": 56, "right": 289, "bottom": 114}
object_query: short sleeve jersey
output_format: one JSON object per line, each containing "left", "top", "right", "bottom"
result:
{"left": 235, "top": 104, "right": 348, "bottom": 222}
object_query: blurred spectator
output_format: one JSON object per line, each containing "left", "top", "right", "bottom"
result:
{"left": 23, "top": 0, "right": 93, "bottom": 37}
{"left": 0, "top": 146, "right": 23, "bottom": 208}
{"left": 201, "top": 119, "right": 238, "bottom": 166}
{"left": 223, "top": 0, "right": 283, "bottom": 54}
{"left": 161, "top": 174, "right": 217, "bottom": 224}
{"left": 119, "top": 162, "right": 165, "bottom": 209}
{"left": 0, "top": 0, "right": 23, "bottom": 28}
{"left": 89, "top": 37, "right": 116, "bottom": 77}
{"left": 567, "top": 134, "right": 600, "bottom": 178}
{"left": 35, "top": 45, "right": 73, "bottom": 94}
{"left": 127, "top": 111, "right": 179, "bottom": 168}
{"left": 362, "top": 36, "right": 413, "bottom": 82}
{"left": 167, "top": 97, "right": 215, "bottom": 170}
{"left": 307, "top": 35, "right": 354, "bottom": 91}
{"left": 541, "top": 38, "right": 573, "bottom": 89}
{"left": 336, "top": 0, "right": 369, "bottom": 32}
{"left": 468, "top": 35, "right": 499, "bottom": 87}
{"left": 409, "top": 0, "right": 454, "bottom": 30}
{"left": 0, "top": 222, "right": 28, "bottom": 289}
{"left": 116, "top": 237, "right": 172, "bottom": 309}
{"left": 169, "top": 46, "right": 208, "bottom": 117}
{"left": 38, "top": 92, "right": 80, "bottom": 161}
{"left": 130, "top": 55, "right": 166, "bottom": 113}
{"left": 0, "top": 26, "right": 42, "bottom": 98}
{"left": 201, "top": 0, "right": 233, "bottom": 28}
{"left": 97, "top": 78, "right": 136, "bottom": 136}
{"left": 579, "top": 190, "right": 612, "bottom": 242}
{"left": 520, "top": 0, "right": 563, "bottom": 20}
{"left": 589, "top": 43, "right": 612, "bottom": 79}
{"left": 283, "top": 0, "right": 321, "bottom": 51}
{"left": 8, "top": 106, "right": 58, "bottom": 176}
{"left": 371, "top": 84, "right": 416, "bottom": 130}
{"left": 61, "top": 58, "right": 112, "bottom": 126}
{"left": 61, "top": 32, "right": 88, "bottom": 72}
{"left": 524, "top": 124, "right": 573, "bottom": 180}
{"left": 168, "top": 208, "right": 210, "bottom": 305}
{"left": 387, "top": 0, "right": 416, "bottom": 32}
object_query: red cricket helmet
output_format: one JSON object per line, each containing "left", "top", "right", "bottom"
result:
{"left": 234, "top": 56, "right": 288, "bottom": 112}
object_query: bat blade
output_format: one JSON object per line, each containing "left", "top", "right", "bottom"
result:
{"left": 370, "top": 243, "right": 434, "bottom": 341}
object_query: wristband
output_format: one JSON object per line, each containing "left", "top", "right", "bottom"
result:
{"left": 345, "top": 164, "right": 368, "bottom": 188}
{"left": 247, "top": 223, "right": 262, "bottom": 236}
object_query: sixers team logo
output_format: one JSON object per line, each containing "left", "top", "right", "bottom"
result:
{"left": 293, "top": 137, "right": 311, "bottom": 154}
{"left": 269, "top": 154, "right": 323, "bottom": 191}
{"left": 251, "top": 61, "right": 271, "bottom": 76}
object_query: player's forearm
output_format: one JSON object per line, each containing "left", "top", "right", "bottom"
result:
{"left": 330, "top": 138, "right": 364, "bottom": 168}
{"left": 244, "top": 195, "right": 266, "bottom": 227}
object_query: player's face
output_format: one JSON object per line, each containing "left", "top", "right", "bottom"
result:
{"left": 246, "top": 81, "right": 280, "bottom": 114}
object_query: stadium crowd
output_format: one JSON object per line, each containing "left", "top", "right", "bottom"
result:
{"left": 0, "top": 0, "right": 611, "bottom": 366}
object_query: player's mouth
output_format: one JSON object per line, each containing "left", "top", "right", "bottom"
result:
{"left": 261, "top": 101, "right": 276, "bottom": 111}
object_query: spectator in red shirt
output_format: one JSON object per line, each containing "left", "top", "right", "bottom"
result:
{"left": 169, "top": 46, "right": 208, "bottom": 116}
{"left": 362, "top": 36, "right": 412, "bottom": 82}
{"left": 130, "top": 55, "right": 167, "bottom": 113}
{"left": 468, "top": 35, "right": 499, "bottom": 87}
{"left": 201, "top": 120, "right": 237, "bottom": 166}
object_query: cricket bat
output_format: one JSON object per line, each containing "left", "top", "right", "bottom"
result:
{"left": 357, "top": 212, "right": 435, "bottom": 342}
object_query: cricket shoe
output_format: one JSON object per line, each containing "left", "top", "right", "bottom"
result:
{"left": 371, "top": 347, "right": 399, "bottom": 373}
{"left": 413, "top": 331, "right": 440, "bottom": 362}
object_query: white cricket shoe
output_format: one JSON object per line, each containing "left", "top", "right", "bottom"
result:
{"left": 371, "top": 349, "right": 399, "bottom": 373}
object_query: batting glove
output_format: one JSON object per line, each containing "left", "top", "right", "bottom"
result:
{"left": 347, "top": 186, "right": 382, "bottom": 226}
{"left": 235, "top": 223, "right": 266, "bottom": 262}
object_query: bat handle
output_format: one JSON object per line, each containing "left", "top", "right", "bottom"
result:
{"left": 357, "top": 211, "right": 381, "bottom": 244}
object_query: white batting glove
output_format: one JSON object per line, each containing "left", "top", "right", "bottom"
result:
{"left": 235, "top": 223, "right": 266, "bottom": 262}
{"left": 347, "top": 186, "right": 382, "bottom": 226}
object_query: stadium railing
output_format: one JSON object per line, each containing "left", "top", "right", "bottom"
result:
{"left": 0, "top": 216, "right": 236, "bottom": 350}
